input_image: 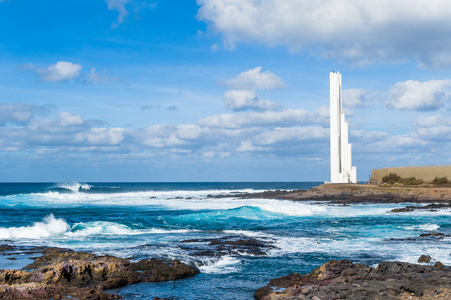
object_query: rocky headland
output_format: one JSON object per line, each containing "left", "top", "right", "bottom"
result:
{"left": 0, "top": 246, "right": 199, "bottom": 299}
{"left": 211, "top": 183, "right": 451, "bottom": 204}
{"left": 255, "top": 258, "right": 451, "bottom": 300}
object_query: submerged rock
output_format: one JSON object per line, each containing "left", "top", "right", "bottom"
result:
{"left": 0, "top": 248, "right": 199, "bottom": 299}
{"left": 255, "top": 259, "right": 451, "bottom": 299}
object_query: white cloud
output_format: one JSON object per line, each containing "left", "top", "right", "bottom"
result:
{"left": 106, "top": 0, "right": 129, "bottom": 27}
{"left": 198, "top": 107, "right": 328, "bottom": 129}
{"left": 36, "top": 61, "right": 82, "bottom": 82}
{"left": 224, "top": 66, "right": 286, "bottom": 90}
{"left": 0, "top": 103, "right": 49, "bottom": 126}
{"left": 222, "top": 67, "right": 285, "bottom": 112}
{"left": 413, "top": 115, "right": 451, "bottom": 141}
{"left": 197, "top": 0, "right": 451, "bottom": 67}
{"left": 224, "top": 89, "right": 281, "bottom": 111}
{"left": 254, "top": 127, "right": 328, "bottom": 146}
{"left": 343, "top": 89, "right": 367, "bottom": 108}
{"left": 75, "top": 128, "right": 126, "bottom": 146}
{"left": 386, "top": 79, "right": 451, "bottom": 110}
{"left": 364, "top": 135, "right": 428, "bottom": 153}
{"left": 86, "top": 68, "right": 109, "bottom": 84}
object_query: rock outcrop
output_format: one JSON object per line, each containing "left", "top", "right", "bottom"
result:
{"left": 216, "top": 184, "right": 451, "bottom": 204}
{"left": 0, "top": 248, "right": 199, "bottom": 299}
{"left": 179, "top": 236, "right": 276, "bottom": 257}
{"left": 255, "top": 259, "right": 451, "bottom": 300}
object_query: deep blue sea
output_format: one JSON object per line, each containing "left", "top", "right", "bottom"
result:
{"left": 0, "top": 182, "right": 450, "bottom": 299}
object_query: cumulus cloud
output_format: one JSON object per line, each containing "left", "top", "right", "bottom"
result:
{"left": 224, "top": 66, "right": 286, "bottom": 90}
{"left": 36, "top": 61, "right": 82, "bottom": 82}
{"left": 224, "top": 90, "right": 281, "bottom": 111}
{"left": 386, "top": 79, "right": 451, "bottom": 110}
{"left": 222, "top": 67, "right": 285, "bottom": 111}
{"left": 197, "top": 0, "right": 451, "bottom": 67}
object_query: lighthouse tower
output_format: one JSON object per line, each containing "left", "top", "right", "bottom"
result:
{"left": 330, "top": 71, "right": 357, "bottom": 183}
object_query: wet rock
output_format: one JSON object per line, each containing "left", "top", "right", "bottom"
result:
{"left": 255, "top": 259, "right": 451, "bottom": 299}
{"left": 391, "top": 203, "right": 451, "bottom": 213}
{"left": 0, "top": 250, "right": 199, "bottom": 299}
{"left": 179, "top": 236, "right": 276, "bottom": 257}
{"left": 418, "top": 255, "right": 433, "bottom": 263}
{"left": 41, "top": 247, "right": 74, "bottom": 254}
{"left": 0, "top": 245, "right": 15, "bottom": 252}
{"left": 419, "top": 232, "right": 445, "bottom": 238}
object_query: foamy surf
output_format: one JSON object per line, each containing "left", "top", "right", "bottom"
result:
{"left": 198, "top": 256, "right": 241, "bottom": 274}
{"left": 405, "top": 223, "right": 440, "bottom": 231}
{"left": 0, "top": 214, "right": 69, "bottom": 240}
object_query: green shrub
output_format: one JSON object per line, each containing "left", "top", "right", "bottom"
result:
{"left": 400, "top": 177, "right": 423, "bottom": 186}
{"left": 432, "top": 176, "right": 450, "bottom": 185}
{"left": 382, "top": 173, "right": 401, "bottom": 184}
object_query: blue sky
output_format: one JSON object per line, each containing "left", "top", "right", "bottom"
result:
{"left": 1, "top": 0, "right": 451, "bottom": 182}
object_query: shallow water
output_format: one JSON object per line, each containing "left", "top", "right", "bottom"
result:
{"left": 0, "top": 182, "right": 449, "bottom": 299}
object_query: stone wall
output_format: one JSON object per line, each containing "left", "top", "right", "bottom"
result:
{"left": 369, "top": 165, "right": 451, "bottom": 185}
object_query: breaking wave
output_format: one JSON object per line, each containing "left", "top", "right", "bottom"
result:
{"left": 53, "top": 182, "right": 92, "bottom": 192}
{"left": 0, "top": 214, "right": 69, "bottom": 240}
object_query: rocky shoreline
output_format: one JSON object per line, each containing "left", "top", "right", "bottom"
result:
{"left": 255, "top": 258, "right": 451, "bottom": 300}
{"left": 0, "top": 246, "right": 199, "bottom": 299}
{"left": 209, "top": 183, "right": 451, "bottom": 204}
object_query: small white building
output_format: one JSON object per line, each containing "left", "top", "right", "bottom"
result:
{"left": 330, "top": 71, "right": 357, "bottom": 183}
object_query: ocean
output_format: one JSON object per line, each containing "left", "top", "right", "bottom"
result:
{"left": 0, "top": 182, "right": 450, "bottom": 299}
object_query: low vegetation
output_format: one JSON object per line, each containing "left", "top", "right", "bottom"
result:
{"left": 381, "top": 173, "right": 451, "bottom": 186}
{"left": 381, "top": 173, "right": 423, "bottom": 186}
{"left": 431, "top": 176, "right": 451, "bottom": 185}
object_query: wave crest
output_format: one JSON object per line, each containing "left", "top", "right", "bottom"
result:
{"left": 54, "top": 182, "right": 92, "bottom": 192}
{"left": 0, "top": 214, "right": 69, "bottom": 240}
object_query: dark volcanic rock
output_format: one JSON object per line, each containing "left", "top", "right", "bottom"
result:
{"left": 419, "top": 232, "right": 445, "bottom": 238}
{"left": 391, "top": 203, "right": 451, "bottom": 213}
{"left": 179, "top": 236, "right": 276, "bottom": 257}
{"left": 418, "top": 254, "right": 432, "bottom": 263}
{"left": 0, "top": 249, "right": 199, "bottom": 299}
{"left": 0, "top": 244, "right": 15, "bottom": 252}
{"left": 212, "top": 184, "right": 451, "bottom": 204}
{"left": 255, "top": 259, "right": 451, "bottom": 299}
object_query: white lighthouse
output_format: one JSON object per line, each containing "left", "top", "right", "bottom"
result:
{"left": 330, "top": 71, "right": 357, "bottom": 183}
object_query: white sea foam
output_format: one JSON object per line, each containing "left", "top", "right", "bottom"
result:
{"left": 28, "top": 189, "right": 263, "bottom": 206}
{"left": 0, "top": 214, "right": 69, "bottom": 240}
{"left": 255, "top": 200, "right": 327, "bottom": 216}
{"left": 68, "top": 222, "right": 199, "bottom": 237}
{"left": 199, "top": 256, "right": 241, "bottom": 274}
{"left": 222, "top": 230, "right": 274, "bottom": 238}
{"left": 405, "top": 223, "right": 440, "bottom": 231}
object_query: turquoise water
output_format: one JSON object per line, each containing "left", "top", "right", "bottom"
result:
{"left": 0, "top": 182, "right": 450, "bottom": 299}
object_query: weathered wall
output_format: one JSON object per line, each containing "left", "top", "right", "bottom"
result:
{"left": 369, "top": 165, "right": 451, "bottom": 185}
